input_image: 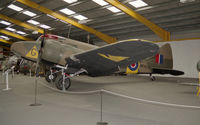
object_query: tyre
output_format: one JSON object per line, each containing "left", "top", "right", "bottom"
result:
{"left": 55, "top": 75, "right": 71, "bottom": 90}
{"left": 45, "top": 71, "right": 57, "bottom": 83}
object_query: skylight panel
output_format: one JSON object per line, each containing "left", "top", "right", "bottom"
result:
{"left": 5, "top": 27, "right": 16, "bottom": 32}
{"left": 27, "top": 20, "right": 40, "bottom": 25}
{"left": 59, "top": 8, "right": 75, "bottom": 15}
{"left": 7, "top": 4, "right": 23, "bottom": 11}
{"left": 22, "top": 10, "right": 37, "bottom": 17}
{"left": 40, "top": 24, "right": 51, "bottom": 29}
{"left": 92, "top": 0, "right": 109, "bottom": 6}
{"left": 0, "top": 35, "right": 10, "bottom": 40}
{"left": 129, "top": 0, "right": 148, "bottom": 8}
{"left": 16, "top": 31, "right": 26, "bottom": 35}
{"left": 73, "top": 15, "right": 88, "bottom": 20}
{"left": 63, "top": 0, "right": 78, "bottom": 4}
{"left": 107, "top": 6, "right": 121, "bottom": 13}
{"left": 0, "top": 21, "right": 11, "bottom": 25}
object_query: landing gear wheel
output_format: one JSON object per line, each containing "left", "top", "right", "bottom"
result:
{"left": 55, "top": 75, "right": 71, "bottom": 90}
{"left": 150, "top": 76, "right": 156, "bottom": 81}
{"left": 45, "top": 71, "right": 57, "bottom": 83}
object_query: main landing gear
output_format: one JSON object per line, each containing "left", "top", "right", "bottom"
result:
{"left": 45, "top": 65, "right": 87, "bottom": 90}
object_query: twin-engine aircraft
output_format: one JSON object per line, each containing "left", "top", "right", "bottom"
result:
{"left": 11, "top": 34, "right": 159, "bottom": 90}
{"left": 119, "top": 43, "right": 184, "bottom": 80}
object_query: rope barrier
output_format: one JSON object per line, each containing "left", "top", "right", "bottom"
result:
{"left": 38, "top": 80, "right": 101, "bottom": 95}
{"left": 38, "top": 80, "right": 200, "bottom": 109}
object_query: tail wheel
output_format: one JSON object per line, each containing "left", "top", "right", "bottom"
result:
{"left": 55, "top": 75, "right": 71, "bottom": 90}
{"left": 45, "top": 71, "right": 57, "bottom": 83}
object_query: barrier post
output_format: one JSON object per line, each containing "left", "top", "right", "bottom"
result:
{"left": 97, "top": 91, "right": 108, "bottom": 125}
{"left": 29, "top": 69, "right": 32, "bottom": 78}
{"left": 62, "top": 68, "right": 66, "bottom": 92}
{"left": 2, "top": 70, "right": 11, "bottom": 91}
{"left": 11, "top": 66, "right": 15, "bottom": 78}
{"left": 1, "top": 69, "right": 5, "bottom": 84}
{"left": 197, "top": 72, "right": 200, "bottom": 96}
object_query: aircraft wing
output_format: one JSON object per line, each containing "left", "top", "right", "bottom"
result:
{"left": 152, "top": 68, "right": 184, "bottom": 76}
{"left": 66, "top": 40, "right": 159, "bottom": 76}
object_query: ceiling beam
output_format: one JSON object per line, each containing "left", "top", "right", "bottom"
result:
{"left": 0, "top": 39, "right": 13, "bottom": 45}
{"left": 16, "top": 0, "right": 117, "bottom": 44}
{"left": 0, "top": 45, "right": 10, "bottom": 50}
{"left": 105, "top": 0, "right": 170, "bottom": 41}
{"left": 0, "top": 29, "right": 33, "bottom": 41}
{"left": 0, "top": 14, "right": 44, "bottom": 34}
{"left": 154, "top": 37, "right": 200, "bottom": 43}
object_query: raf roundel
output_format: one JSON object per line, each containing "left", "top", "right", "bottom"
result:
{"left": 128, "top": 63, "right": 139, "bottom": 71}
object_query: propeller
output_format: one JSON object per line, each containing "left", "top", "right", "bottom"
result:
{"left": 35, "top": 31, "right": 46, "bottom": 77}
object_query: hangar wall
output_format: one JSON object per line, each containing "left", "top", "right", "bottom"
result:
{"left": 157, "top": 39, "right": 200, "bottom": 78}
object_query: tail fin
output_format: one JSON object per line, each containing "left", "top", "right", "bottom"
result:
{"left": 146, "top": 43, "right": 173, "bottom": 69}
{"left": 159, "top": 43, "right": 173, "bottom": 68}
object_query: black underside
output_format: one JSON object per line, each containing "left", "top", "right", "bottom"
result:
{"left": 152, "top": 68, "right": 184, "bottom": 76}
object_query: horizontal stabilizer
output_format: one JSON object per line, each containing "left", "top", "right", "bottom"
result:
{"left": 152, "top": 68, "right": 184, "bottom": 76}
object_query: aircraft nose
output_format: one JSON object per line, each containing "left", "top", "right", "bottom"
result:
{"left": 11, "top": 41, "right": 27, "bottom": 57}
{"left": 11, "top": 41, "right": 38, "bottom": 61}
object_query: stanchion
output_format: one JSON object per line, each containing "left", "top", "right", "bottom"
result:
{"left": 11, "top": 66, "right": 15, "bottom": 78}
{"left": 62, "top": 68, "right": 66, "bottom": 92}
{"left": 2, "top": 70, "right": 11, "bottom": 91}
{"left": 29, "top": 69, "right": 32, "bottom": 78}
{"left": 1, "top": 69, "right": 5, "bottom": 84}
{"left": 97, "top": 91, "right": 108, "bottom": 125}
{"left": 50, "top": 68, "right": 53, "bottom": 84}
{"left": 30, "top": 76, "right": 42, "bottom": 106}
{"left": 197, "top": 72, "right": 200, "bottom": 96}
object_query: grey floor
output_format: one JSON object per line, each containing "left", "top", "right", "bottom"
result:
{"left": 0, "top": 72, "right": 200, "bottom": 125}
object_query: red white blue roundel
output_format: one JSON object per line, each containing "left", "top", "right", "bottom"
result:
{"left": 128, "top": 63, "right": 139, "bottom": 71}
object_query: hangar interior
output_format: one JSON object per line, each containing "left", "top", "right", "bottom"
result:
{"left": 0, "top": 0, "right": 200, "bottom": 125}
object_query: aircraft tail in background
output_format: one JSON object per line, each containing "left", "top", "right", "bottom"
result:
{"left": 124, "top": 43, "right": 184, "bottom": 77}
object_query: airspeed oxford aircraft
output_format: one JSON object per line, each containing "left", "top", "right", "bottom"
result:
{"left": 11, "top": 34, "right": 159, "bottom": 90}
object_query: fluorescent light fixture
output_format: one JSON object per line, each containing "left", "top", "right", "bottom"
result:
{"left": 47, "top": 14, "right": 57, "bottom": 19}
{"left": 107, "top": 6, "right": 121, "bottom": 13}
{"left": 16, "top": 31, "right": 26, "bottom": 35}
{"left": 5, "top": 27, "right": 16, "bottom": 32}
{"left": 63, "top": 0, "right": 78, "bottom": 4}
{"left": 0, "top": 35, "right": 10, "bottom": 40}
{"left": 22, "top": 10, "right": 37, "bottom": 17}
{"left": 73, "top": 15, "right": 88, "bottom": 20}
{"left": 40, "top": 24, "right": 51, "bottom": 29}
{"left": 129, "top": 0, "right": 148, "bottom": 8}
{"left": 7, "top": 4, "right": 23, "bottom": 11}
{"left": 0, "top": 20, "right": 11, "bottom": 25}
{"left": 59, "top": 8, "right": 75, "bottom": 15}
{"left": 92, "top": 0, "right": 108, "bottom": 6}
{"left": 27, "top": 20, "right": 40, "bottom": 25}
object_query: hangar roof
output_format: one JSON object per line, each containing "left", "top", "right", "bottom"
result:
{"left": 0, "top": 0, "right": 200, "bottom": 48}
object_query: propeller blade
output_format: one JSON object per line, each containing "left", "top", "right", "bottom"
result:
{"left": 35, "top": 30, "right": 46, "bottom": 77}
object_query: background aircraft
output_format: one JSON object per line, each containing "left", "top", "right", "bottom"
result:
{"left": 11, "top": 34, "right": 159, "bottom": 90}
{"left": 118, "top": 43, "right": 184, "bottom": 80}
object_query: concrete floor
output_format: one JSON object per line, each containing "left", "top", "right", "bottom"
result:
{"left": 0, "top": 72, "right": 200, "bottom": 125}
